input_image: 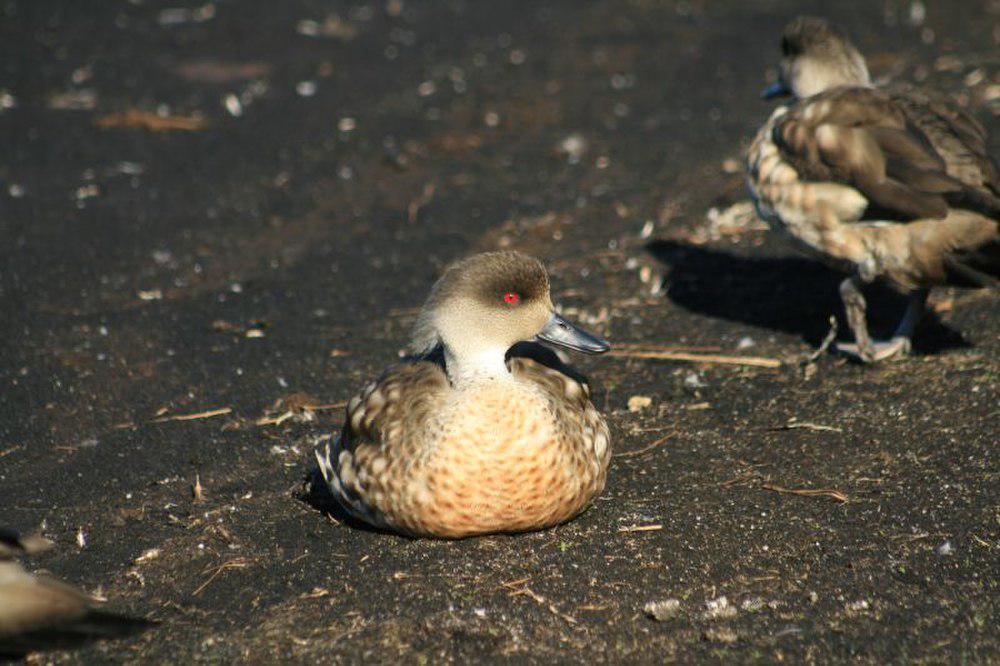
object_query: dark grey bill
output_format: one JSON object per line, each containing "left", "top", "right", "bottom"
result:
{"left": 536, "top": 312, "right": 610, "bottom": 354}
{"left": 761, "top": 80, "right": 791, "bottom": 99}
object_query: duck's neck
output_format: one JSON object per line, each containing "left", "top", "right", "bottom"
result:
{"left": 444, "top": 344, "right": 512, "bottom": 385}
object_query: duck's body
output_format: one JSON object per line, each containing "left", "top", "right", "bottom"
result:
{"left": 747, "top": 17, "right": 999, "bottom": 362}
{"left": 316, "top": 252, "right": 611, "bottom": 538}
{"left": 319, "top": 352, "right": 609, "bottom": 538}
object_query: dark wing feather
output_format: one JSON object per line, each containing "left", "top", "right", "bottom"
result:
{"left": 888, "top": 84, "right": 1000, "bottom": 193}
{"left": 773, "top": 87, "right": 999, "bottom": 222}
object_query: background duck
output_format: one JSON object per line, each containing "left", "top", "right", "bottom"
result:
{"left": 747, "top": 16, "right": 1000, "bottom": 362}
{"left": 316, "top": 251, "right": 611, "bottom": 538}
{"left": 0, "top": 529, "right": 151, "bottom": 659}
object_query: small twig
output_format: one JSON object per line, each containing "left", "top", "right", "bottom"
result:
{"left": 256, "top": 401, "right": 347, "bottom": 426}
{"left": 192, "top": 558, "right": 250, "bottom": 596}
{"left": 607, "top": 350, "right": 781, "bottom": 369}
{"left": 255, "top": 412, "right": 295, "bottom": 426}
{"left": 0, "top": 445, "right": 23, "bottom": 458}
{"left": 192, "top": 474, "right": 204, "bottom": 502}
{"left": 153, "top": 407, "right": 232, "bottom": 423}
{"left": 500, "top": 577, "right": 532, "bottom": 590}
{"left": 407, "top": 182, "right": 436, "bottom": 223}
{"left": 889, "top": 532, "right": 944, "bottom": 542}
{"left": 771, "top": 421, "right": 843, "bottom": 433}
{"left": 971, "top": 535, "right": 993, "bottom": 549}
{"left": 720, "top": 471, "right": 760, "bottom": 487}
{"left": 506, "top": 585, "right": 578, "bottom": 625}
{"left": 803, "top": 316, "right": 838, "bottom": 365}
{"left": 612, "top": 343, "right": 723, "bottom": 353}
{"left": 761, "top": 483, "right": 847, "bottom": 503}
{"left": 95, "top": 109, "right": 209, "bottom": 132}
{"left": 618, "top": 524, "right": 663, "bottom": 533}
{"left": 613, "top": 432, "right": 674, "bottom": 458}
{"left": 309, "top": 402, "right": 347, "bottom": 411}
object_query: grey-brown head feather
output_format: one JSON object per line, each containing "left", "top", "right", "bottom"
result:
{"left": 410, "top": 252, "right": 550, "bottom": 354}
{"left": 779, "top": 16, "right": 870, "bottom": 97}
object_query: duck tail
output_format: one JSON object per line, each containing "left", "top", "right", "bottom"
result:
{"left": 945, "top": 186, "right": 1000, "bottom": 220}
{"left": 315, "top": 443, "right": 336, "bottom": 484}
{"left": 943, "top": 236, "right": 1000, "bottom": 288}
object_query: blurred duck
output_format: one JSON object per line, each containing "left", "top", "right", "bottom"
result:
{"left": 0, "top": 529, "right": 151, "bottom": 659}
{"left": 747, "top": 16, "right": 999, "bottom": 362}
{"left": 316, "top": 251, "right": 612, "bottom": 538}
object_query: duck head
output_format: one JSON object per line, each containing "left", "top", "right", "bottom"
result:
{"left": 762, "top": 16, "right": 871, "bottom": 100}
{"left": 411, "top": 252, "right": 608, "bottom": 379}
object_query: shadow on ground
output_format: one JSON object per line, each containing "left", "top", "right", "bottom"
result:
{"left": 646, "top": 239, "right": 969, "bottom": 354}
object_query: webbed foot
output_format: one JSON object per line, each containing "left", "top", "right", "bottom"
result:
{"left": 835, "top": 336, "right": 911, "bottom": 363}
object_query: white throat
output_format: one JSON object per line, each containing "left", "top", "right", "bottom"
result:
{"left": 444, "top": 345, "right": 512, "bottom": 384}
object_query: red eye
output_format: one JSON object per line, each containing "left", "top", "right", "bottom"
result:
{"left": 503, "top": 291, "right": 520, "bottom": 305}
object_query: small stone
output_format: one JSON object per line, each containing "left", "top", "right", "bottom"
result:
{"left": 643, "top": 598, "right": 681, "bottom": 621}
{"left": 135, "top": 548, "right": 161, "bottom": 564}
{"left": 703, "top": 595, "right": 737, "bottom": 620}
{"left": 557, "top": 133, "right": 588, "bottom": 164}
{"left": 137, "top": 289, "right": 163, "bottom": 301}
{"left": 223, "top": 94, "right": 242, "bottom": 116}
{"left": 703, "top": 626, "right": 738, "bottom": 643}
{"left": 628, "top": 395, "right": 653, "bottom": 412}
{"left": 684, "top": 373, "right": 707, "bottom": 389}
{"left": 936, "top": 540, "right": 953, "bottom": 556}
{"left": 845, "top": 599, "right": 870, "bottom": 613}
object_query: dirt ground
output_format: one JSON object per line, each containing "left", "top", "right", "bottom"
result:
{"left": 1, "top": 0, "right": 998, "bottom": 662}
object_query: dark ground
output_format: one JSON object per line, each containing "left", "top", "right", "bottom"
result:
{"left": 1, "top": 0, "right": 998, "bottom": 662}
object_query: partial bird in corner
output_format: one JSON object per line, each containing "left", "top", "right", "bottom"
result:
{"left": 0, "top": 528, "right": 152, "bottom": 660}
{"left": 747, "top": 16, "right": 999, "bottom": 363}
{"left": 315, "top": 251, "right": 611, "bottom": 538}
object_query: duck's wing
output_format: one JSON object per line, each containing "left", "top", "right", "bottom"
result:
{"left": 0, "top": 561, "right": 151, "bottom": 658}
{"left": 888, "top": 84, "right": 1000, "bottom": 197}
{"left": 508, "top": 356, "right": 611, "bottom": 479}
{"left": 772, "top": 86, "right": 1000, "bottom": 222}
{"left": 507, "top": 341, "right": 592, "bottom": 388}
{"left": 315, "top": 358, "right": 450, "bottom": 530}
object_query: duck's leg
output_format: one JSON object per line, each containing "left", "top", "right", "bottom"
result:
{"left": 835, "top": 278, "right": 927, "bottom": 363}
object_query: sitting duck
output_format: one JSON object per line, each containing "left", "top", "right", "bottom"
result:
{"left": 316, "top": 251, "right": 612, "bottom": 538}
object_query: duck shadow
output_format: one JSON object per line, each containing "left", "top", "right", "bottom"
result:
{"left": 645, "top": 239, "right": 968, "bottom": 353}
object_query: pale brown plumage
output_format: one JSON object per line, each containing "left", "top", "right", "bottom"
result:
{"left": 316, "top": 252, "right": 611, "bottom": 538}
{"left": 748, "top": 16, "right": 999, "bottom": 362}
{"left": 0, "top": 529, "right": 151, "bottom": 658}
